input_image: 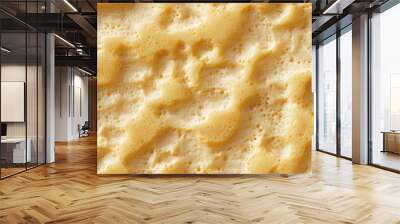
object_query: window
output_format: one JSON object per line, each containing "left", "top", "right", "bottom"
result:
{"left": 339, "top": 27, "right": 352, "bottom": 158}
{"left": 371, "top": 3, "right": 400, "bottom": 171}
{"left": 317, "top": 36, "right": 337, "bottom": 154}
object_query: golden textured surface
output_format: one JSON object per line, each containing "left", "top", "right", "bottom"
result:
{"left": 97, "top": 3, "right": 312, "bottom": 174}
{"left": 1, "top": 136, "right": 400, "bottom": 223}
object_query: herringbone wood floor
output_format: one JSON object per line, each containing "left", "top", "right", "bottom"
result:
{"left": 1, "top": 135, "right": 400, "bottom": 224}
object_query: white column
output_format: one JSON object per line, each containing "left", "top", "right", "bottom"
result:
{"left": 352, "top": 14, "right": 369, "bottom": 164}
{"left": 45, "top": 0, "right": 56, "bottom": 163}
{"left": 46, "top": 32, "right": 55, "bottom": 163}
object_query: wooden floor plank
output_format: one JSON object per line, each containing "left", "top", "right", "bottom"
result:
{"left": 0, "top": 135, "right": 400, "bottom": 224}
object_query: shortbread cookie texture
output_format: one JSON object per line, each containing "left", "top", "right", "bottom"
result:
{"left": 97, "top": 3, "right": 312, "bottom": 174}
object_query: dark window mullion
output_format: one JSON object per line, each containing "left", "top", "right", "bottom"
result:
{"left": 25, "top": 0, "right": 28, "bottom": 171}
{"left": 336, "top": 26, "right": 341, "bottom": 157}
{"left": 0, "top": 23, "right": 2, "bottom": 179}
{"left": 367, "top": 11, "right": 373, "bottom": 165}
{"left": 316, "top": 45, "right": 319, "bottom": 151}
{"left": 36, "top": 0, "right": 39, "bottom": 167}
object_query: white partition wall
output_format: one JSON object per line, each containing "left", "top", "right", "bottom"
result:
{"left": 54, "top": 67, "right": 89, "bottom": 142}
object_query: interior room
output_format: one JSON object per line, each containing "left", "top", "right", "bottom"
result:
{"left": 0, "top": 0, "right": 400, "bottom": 223}
{"left": 0, "top": 18, "right": 46, "bottom": 178}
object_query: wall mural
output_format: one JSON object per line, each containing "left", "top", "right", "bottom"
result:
{"left": 97, "top": 3, "right": 313, "bottom": 174}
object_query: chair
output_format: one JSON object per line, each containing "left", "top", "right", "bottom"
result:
{"left": 79, "top": 121, "right": 90, "bottom": 138}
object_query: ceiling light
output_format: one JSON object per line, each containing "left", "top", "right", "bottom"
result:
{"left": 54, "top": 34, "right": 75, "bottom": 48}
{"left": 76, "top": 48, "right": 85, "bottom": 55}
{"left": 78, "top": 67, "right": 93, "bottom": 76}
{"left": 1, "top": 47, "right": 11, "bottom": 53}
{"left": 63, "top": 0, "right": 78, "bottom": 12}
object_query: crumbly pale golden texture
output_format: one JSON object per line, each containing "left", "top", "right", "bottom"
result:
{"left": 97, "top": 3, "right": 312, "bottom": 174}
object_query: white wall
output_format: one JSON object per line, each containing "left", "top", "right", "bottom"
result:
{"left": 55, "top": 67, "right": 89, "bottom": 141}
{"left": 1, "top": 65, "right": 35, "bottom": 137}
{"left": 55, "top": 67, "right": 69, "bottom": 141}
{"left": 72, "top": 73, "right": 89, "bottom": 138}
{"left": 1, "top": 63, "right": 46, "bottom": 164}
{"left": 1, "top": 65, "right": 26, "bottom": 139}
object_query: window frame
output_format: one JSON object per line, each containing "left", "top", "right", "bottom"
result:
{"left": 315, "top": 24, "right": 353, "bottom": 161}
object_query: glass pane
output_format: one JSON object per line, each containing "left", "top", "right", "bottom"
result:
{"left": 27, "top": 31, "right": 38, "bottom": 169}
{"left": 318, "top": 37, "right": 337, "bottom": 154}
{"left": 1, "top": 31, "right": 27, "bottom": 177}
{"left": 26, "top": 0, "right": 38, "bottom": 169}
{"left": 371, "top": 4, "right": 400, "bottom": 171}
{"left": 38, "top": 32, "right": 45, "bottom": 165}
{"left": 340, "top": 28, "right": 352, "bottom": 158}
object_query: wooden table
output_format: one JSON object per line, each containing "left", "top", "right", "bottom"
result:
{"left": 381, "top": 131, "right": 400, "bottom": 154}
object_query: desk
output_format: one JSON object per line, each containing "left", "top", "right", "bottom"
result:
{"left": 381, "top": 131, "right": 400, "bottom": 154}
{"left": 1, "top": 138, "right": 31, "bottom": 163}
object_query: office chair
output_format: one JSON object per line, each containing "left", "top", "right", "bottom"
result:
{"left": 79, "top": 121, "right": 90, "bottom": 138}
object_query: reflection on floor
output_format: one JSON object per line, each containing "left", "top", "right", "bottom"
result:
{"left": 0, "top": 163, "right": 42, "bottom": 178}
{"left": 0, "top": 167, "right": 25, "bottom": 178}
{"left": 373, "top": 150, "right": 400, "bottom": 171}
{"left": 0, "top": 135, "right": 400, "bottom": 223}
